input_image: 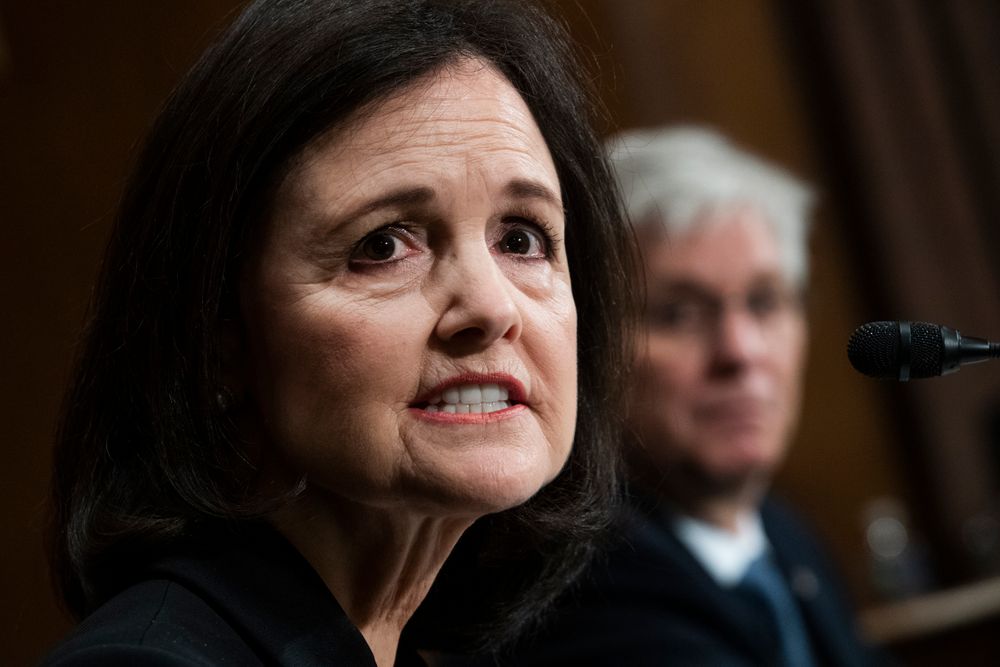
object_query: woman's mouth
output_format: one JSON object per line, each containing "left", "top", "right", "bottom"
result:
{"left": 421, "top": 382, "right": 514, "bottom": 414}
{"left": 411, "top": 376, "right": 527, "bottom": 421}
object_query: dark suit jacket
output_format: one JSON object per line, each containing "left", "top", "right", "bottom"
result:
{"left": 479, "top": 495, "right": 883, "bottom": 667}
{"left": 43, "top": 524, "right": 424, "bottom": 666}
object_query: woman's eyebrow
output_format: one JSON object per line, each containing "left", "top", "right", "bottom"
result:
{"left": 324, "top": 179, "right": 561, "bottom": 233}
{"left": 348, "top": 185, "right": 436, "bottom": 219}
{"left": 503, "top": 178, "right": 564, "bottom": 210}
{"left": 300, "top": 186, "right": 436, "bottom": 252}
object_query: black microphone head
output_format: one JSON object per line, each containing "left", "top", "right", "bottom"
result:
{"left": 847, "top": 321, "right": 900, "bottom": 378}
{"left": 847, "top": 321, "right": 944, "bottom": 379}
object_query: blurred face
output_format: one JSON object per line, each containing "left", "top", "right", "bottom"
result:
{"left": 630, "top": 209, "right": 806, "bottom": 499}
{"left": 239, "top": 60, "right": 577, "bottom": 518}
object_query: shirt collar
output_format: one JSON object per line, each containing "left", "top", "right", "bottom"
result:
{"left": 671, "top": 510, "right": 769, "bottom": 586}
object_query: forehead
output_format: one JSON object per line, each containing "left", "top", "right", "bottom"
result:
{"left": 283, "top": 59, "right": 559, "bottom": 204}
{"left": 641, "top": 208, "right": 785, "bottom": 290}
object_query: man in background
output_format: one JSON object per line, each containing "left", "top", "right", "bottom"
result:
{"left": 491, "top": 127, "right": 884, "bottom": 666}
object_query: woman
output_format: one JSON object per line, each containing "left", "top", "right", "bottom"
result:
{"left": 45, "top": 0, "right": 636, "bottom": 665}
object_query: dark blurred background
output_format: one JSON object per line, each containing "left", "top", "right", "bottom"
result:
{"left": 3, "top": 1, "right": 1000, "bottom": 664}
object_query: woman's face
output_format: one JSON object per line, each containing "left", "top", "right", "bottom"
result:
{"left": 240, "top": 60, "right": 577, "bottom": 518}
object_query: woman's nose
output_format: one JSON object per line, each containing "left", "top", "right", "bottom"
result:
{"left": 434, "top": 246, "right": 523, "bottom": 350}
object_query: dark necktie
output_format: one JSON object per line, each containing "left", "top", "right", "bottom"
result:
{"left": 738, "top": 554, "right": 818, "bottom": 667}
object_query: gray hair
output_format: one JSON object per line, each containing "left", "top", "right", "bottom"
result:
{"left": 606, "top": 126, "right": 815, "bottom": 287}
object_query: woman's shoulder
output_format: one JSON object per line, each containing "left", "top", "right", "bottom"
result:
{"left": 42, "top": 578, "right": 261, "bottom": 666}
{"left": 43, "top": 525, "right": 380, "bottom": 666}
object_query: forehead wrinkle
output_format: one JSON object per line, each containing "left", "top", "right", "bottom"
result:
{"left": 353, "top": 113, "right": 548, "bottom": 164}
{"left": 350, "top": 65, "right": 544, "bottom": 155}
{"left": 289, "top": 56, "right": 535, "bottom": 164}
{"left": 276, "top": 60, "right": 559, "bottom": 235}
{"left": 340, "top": 126, "right": 558, "bottom": 205}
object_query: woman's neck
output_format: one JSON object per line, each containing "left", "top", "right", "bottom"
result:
{"left": 270, "top": 492, "right": 473, "bottom": 667}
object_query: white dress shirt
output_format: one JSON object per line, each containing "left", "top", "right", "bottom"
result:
{"left": 672, "top": 510, "right": 769, "bottom": 587}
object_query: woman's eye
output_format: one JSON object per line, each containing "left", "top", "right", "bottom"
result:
{"left": 360, "top": 233, "right": 398, "bottom": 261}
{"left": 499, "top": 225, "right": 547, "bottom": 258}
{"left": 351, "top": 228, "right": 413, "bottom": 265}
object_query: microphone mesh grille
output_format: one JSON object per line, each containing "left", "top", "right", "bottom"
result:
{"left": 910, "top": 322, "right": 944, "bottom": 378}
{"left": 847, "top": 321, "right": 898, "bottom": 378}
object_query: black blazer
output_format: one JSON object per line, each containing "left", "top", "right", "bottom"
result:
{"left": 479, "top": 495, "right": 883, "bottom": 667}
{"left": 43, "top": 524, "right": 425, "bottom": 666}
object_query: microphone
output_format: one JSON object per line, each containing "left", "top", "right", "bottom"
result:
{"left": 847, "top": 321, "right": 1000, "bottom": 380}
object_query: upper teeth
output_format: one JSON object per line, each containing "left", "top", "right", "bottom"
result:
{"left": 425, "top": 383, "right": 512, "bottom": 414}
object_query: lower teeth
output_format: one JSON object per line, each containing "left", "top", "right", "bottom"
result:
{"left": 425, "top": 401, "right": 511, "bottom": 414}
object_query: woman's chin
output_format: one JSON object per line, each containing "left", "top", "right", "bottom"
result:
{"left": 411, "top": 448, "right": 566, "bottom": 518}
